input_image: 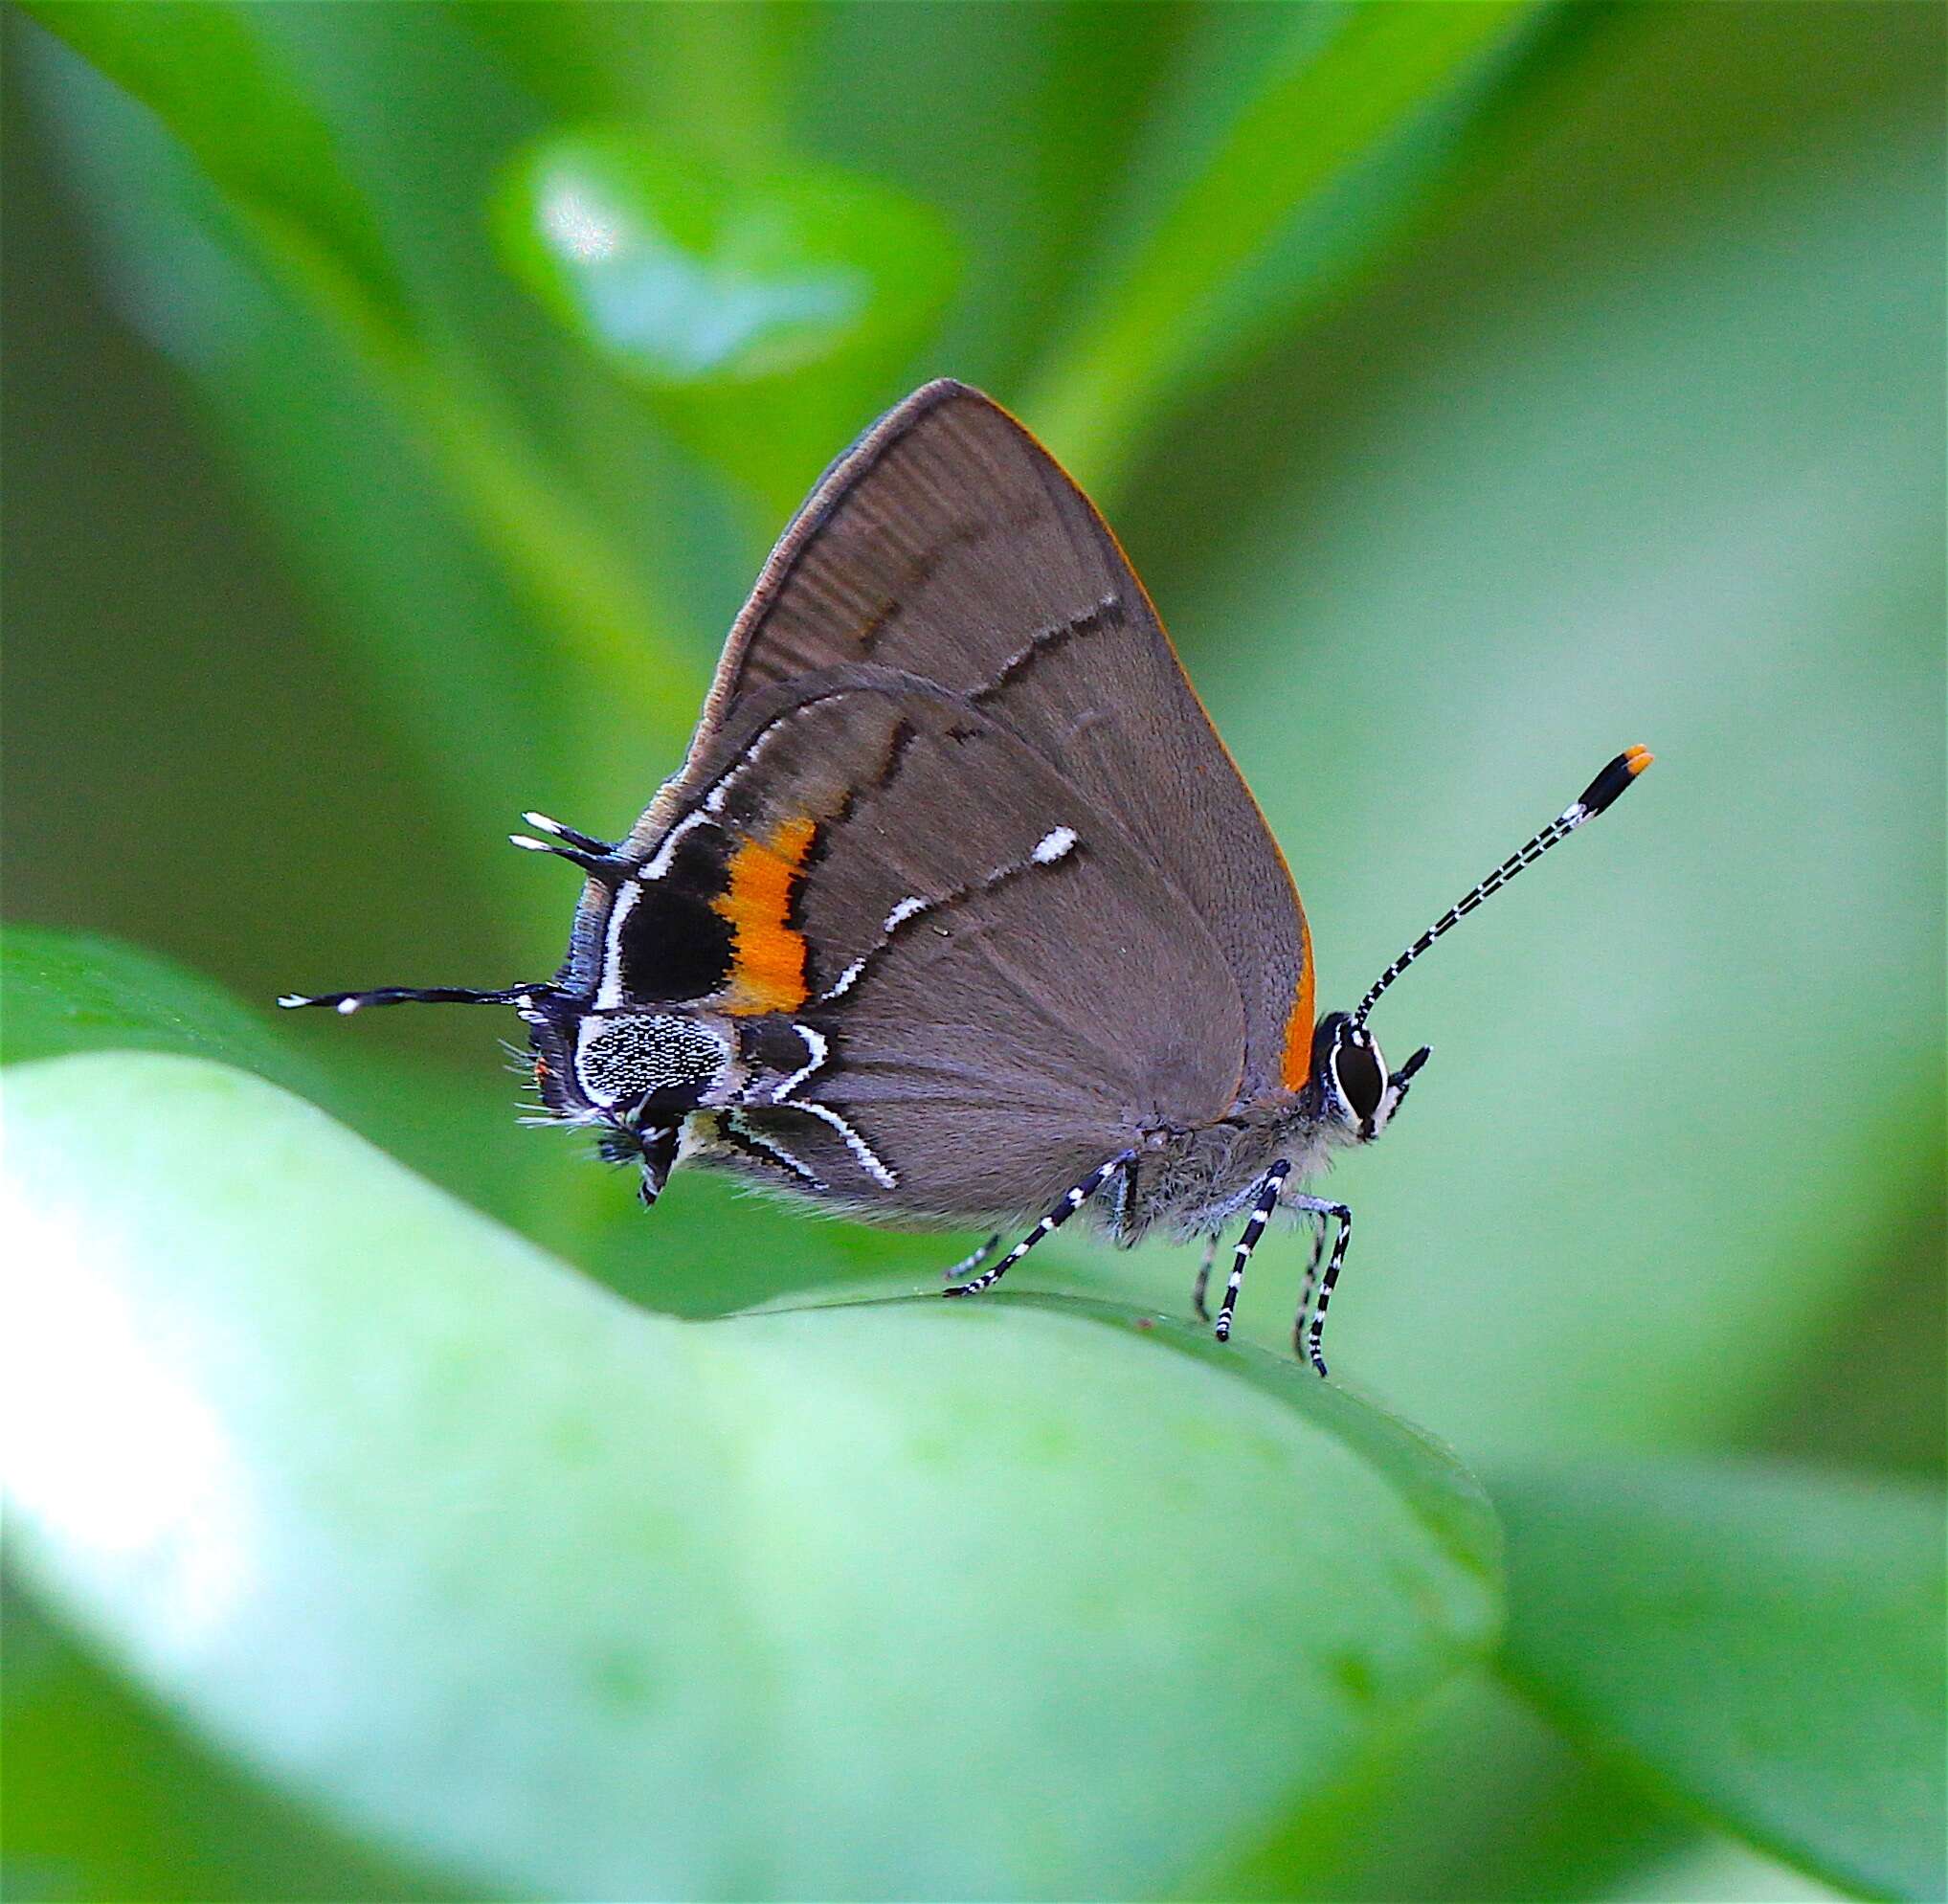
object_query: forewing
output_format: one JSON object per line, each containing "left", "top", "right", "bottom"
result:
{"left": 630, "top": 380, "right": 1316, "bottom": 1098}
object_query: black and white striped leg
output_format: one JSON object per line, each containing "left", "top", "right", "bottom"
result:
{"left": 944, "top": 1152, "right": 1135, "bottom": 1299}
{"left": 1214, "top": 1160, "right": 1291, "bottom": 1343}
{"left": 1191, "top": 1234, "right": 1220, "bottom": 1322}
{"left": 1285, "top": 1194, "right": 1353, "bottom": 1377}
{"left": 941, "top": 1234, "right": 1002, "bottom": 1284}
{"left": 1287, "top": 1203, "right": 1334, "bottom": 1359}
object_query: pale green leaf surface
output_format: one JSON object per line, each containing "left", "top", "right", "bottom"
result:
{"left": 2, "top": 1051, "right": 1498, "bottom": 1900}
{"left": 1, "top": 924, "right": 305, "bottom": 1085}
{"left": 1619, "top": 1833, "right": 1863, "bottom": 1904}
{"left": 2, "top": 1588, "right": 467, "bottom": 1903}
{"left": 0, "top": 923, "right": 953, "bottom": 1329}
{"left": 1493, "top": 1460, "right": 1947, "bottom": 1902}
{"left": 0, "top": 923, "right": 974, "bottom": 1329}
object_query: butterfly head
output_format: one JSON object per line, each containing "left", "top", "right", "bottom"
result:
{"left": 1308, "top": 1012, "right": 1430, "bottom": 1145}
{"left": 593, "top": 1112, "right": 683, "bottom": 1205}
{"left": 525, "top": 999, "right": 734, "bottom": 1204}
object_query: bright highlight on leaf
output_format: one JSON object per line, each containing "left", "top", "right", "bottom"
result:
{"left": 496, "top": 128, "right": 960, "bottom": 509}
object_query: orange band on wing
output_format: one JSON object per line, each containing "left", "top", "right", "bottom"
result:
{"left": 713, "top": 816, "right": 817, "bottom": 1015}
{"left": 1278, "top": 903, "right": 1317, "bottom": 1092}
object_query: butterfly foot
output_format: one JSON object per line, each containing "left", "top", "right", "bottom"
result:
{"left": 1191, "top": 1234, "right": 1220, "bottom": 1323}
{"left": 943, "top": 1154, "right": 1132, "bottom": 1302}
{"left": 941, "top": 1234, "right": 1001, "bottom": 1285}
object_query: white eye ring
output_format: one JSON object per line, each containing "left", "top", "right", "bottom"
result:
{"left": 1330, "top": 1026, "right": 1392, "bottom": 1138}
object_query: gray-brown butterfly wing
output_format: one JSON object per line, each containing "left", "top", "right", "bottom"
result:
{"left": 630, "top": 667, "right": 1247, "bottom": 1221}
{"left": 629, "top": 380, "right": 1316, "bottom": 1104}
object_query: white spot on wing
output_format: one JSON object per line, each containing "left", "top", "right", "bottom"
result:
{"left": 822, "top": 955, "right": 869, "bottom": 1002}
{"left": 1033, "top": 826, "right": 1077, "bottom": 864}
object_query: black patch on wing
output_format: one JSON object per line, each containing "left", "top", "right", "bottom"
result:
{"left": 738, "top": 1013, "right": 820, "bottom": 1079}
{"left": 617, "top": 831, "right": 735, "bottom": 1003}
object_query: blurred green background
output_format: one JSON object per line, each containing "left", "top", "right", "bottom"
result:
{"left": 3, "top": 4, "right": 1942, "bottom": 1900}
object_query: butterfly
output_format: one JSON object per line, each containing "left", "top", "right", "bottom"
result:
{"left": 284, "top": 379, "right": 1650, "bottom": 1370}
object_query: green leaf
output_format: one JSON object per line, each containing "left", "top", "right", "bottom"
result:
{"left": 2, "top": 1588, "right": 464, "bottom": 1903}
{"left": 1026, "top": 0, "right": 1549, "bottom": 495}
{"left": 784, "top": 2, "right": 1191, "bottom": 396}
{"left": 465, "top": 3, "right": 806, "bottom": 179}
{"left": 3, "top": 1051, "right": 1498, "bottom": 1899}
{"left": 0, "top": 925, "right": 926, "bottom": 1329}
{"left": 495, "top": 126, "right": 960, "bottom": 513}
{"left": 20, "top": 7, "right": 703, "bottom": 823}
{"left": 21, "top": 0, "right": 409, "bottom": 331}
{"left": 0, "top": 926, "right": 568, "bottom": 1265}
{"left": 1492, "top": 1459, "right": 1947, "bottom": 1902}
{"left": 0, "top": 924, "right": 302, "bottom": 1083}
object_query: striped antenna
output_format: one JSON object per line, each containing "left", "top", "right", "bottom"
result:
{"left": 278, "top": 983, "right": 547, "bottom": 1017}
{"left": 1352, "top": 746, "right": 1653, "bottom": 1030}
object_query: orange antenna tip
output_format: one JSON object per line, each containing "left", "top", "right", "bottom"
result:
{"left": 1351, "top": 745, "right": 1656, "bottom": 1027}
{"left": 1576, "top": 748, "right": 1656, "bottom": 820}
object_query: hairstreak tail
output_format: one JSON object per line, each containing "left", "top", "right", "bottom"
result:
{"left": 283, "top": 380, "right": 1652, "bottom": 1372}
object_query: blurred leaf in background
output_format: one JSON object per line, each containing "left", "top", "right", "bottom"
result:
{"left": 497, "top": 126, "right": 960, "bottom": 514}
{"left": 1495, "top": 1459, "right": 1947, "bottom": 1903}
{"left": 3, "top": 2, "right": 1941, "bottom": 1899}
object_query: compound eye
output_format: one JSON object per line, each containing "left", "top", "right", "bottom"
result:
{"left": 1333, "top": 1033, "right": 1386, "bottom": 1127}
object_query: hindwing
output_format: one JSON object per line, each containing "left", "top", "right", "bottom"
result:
{"left": 575, "top": 669, "right": 1248, "bottom": 1220}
